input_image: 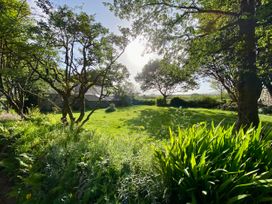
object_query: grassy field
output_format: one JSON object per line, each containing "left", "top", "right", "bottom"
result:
{"left": 1, "top": 106, "right": 272, "bottom": 203}
{"left": 50, "top": 105, "right": 272, "bottom": 139}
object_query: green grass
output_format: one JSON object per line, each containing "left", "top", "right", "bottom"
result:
{"left": 1, "top": 106, "right": 272, "bottom": 203}
{"left": 50, "top": 106, "right": 272, "bottom": 139}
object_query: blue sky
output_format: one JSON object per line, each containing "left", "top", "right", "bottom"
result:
{"left": 28, "top": 0, "right": 214, "bottom": 94}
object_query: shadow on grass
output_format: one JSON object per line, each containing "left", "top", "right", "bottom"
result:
{"left": 125, "top": 107, "right": 268, "bottom": 139}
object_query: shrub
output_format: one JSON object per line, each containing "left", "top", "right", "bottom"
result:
{"left": 170, "top": 96, "right": 220, "bottom": 109}
{"left": 219, "top": 103, "right": 238, "bottom": 111}
{"left": 259, "top": 106, "right": 272, "bottom": 115}
{"left": 105, "top": 103, "right": 116, "bottom": 113}
{"left": 118, "top": 95, "right": 132, "bottom": 107}
{"left": 156, "top": 98, "right": 167, "bottom": 107}
{"left": 189, "top": 96, "right": 220, "bottom": 108}
{"left": 170, "top": 97, "right": 188, "bottom": 108}
{"left": 155, "top": 123, "right": 272, "bottom": 203}
{"left": 132, "top": 98, "right": 155, "bottom": 106}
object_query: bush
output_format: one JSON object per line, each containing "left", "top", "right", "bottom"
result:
{"left": 132, "top": 98, "right": 155, "bottom": 106}
{"left": 118, "top": 95, "right": 132, "bottom": 107}
{"left": 170, "top": 96, "right": 220, "bottom": 109}
{"left": 189, "top": 96, "right": 220, "bottom": 108}
{"left": 170, "top": 97, "right": 188, "bottom": 108}
{"left": 155, "top": 124, "right": 272, "bottom": 203}
{"left": 156, "top": 98, "right": 167, "bottom": 107}
{"left": 219, "top": 103, "right": 238, "bottom": 111}
{"left": 259, "top": 106, "right": 272, "bottom": 115}
{"left": 105, "top": 103, "right": 116, "bottom": 113}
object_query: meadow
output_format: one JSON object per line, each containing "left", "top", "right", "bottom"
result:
{"left": 49, "top": 106, "right": 272, "bottom": 138}
{"left": 1, "top": 106, "right": 272, "bottom": 203}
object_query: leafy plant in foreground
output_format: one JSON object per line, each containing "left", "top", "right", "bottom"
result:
{"left": 155, "top": 123, "right": 272, "bottom": 203}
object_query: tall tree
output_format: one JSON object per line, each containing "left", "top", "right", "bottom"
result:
{"left": 136, "top": 59, "right": 196, "bottom": 105}
{"left": 107, "top": 0, "right": 271, "bottom": 128}
{"left": 0, "top": 0, "right": 42, "bottom": 118}
{"left": 257, "top": 1, "right": 272, "bottom": 96}
{"left": 185, "top": 33, "right": 239, "bottom": 103}
{"left": 29, "top": 4, "right": 129, "bottom": 127}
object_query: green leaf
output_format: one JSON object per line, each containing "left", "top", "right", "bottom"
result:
{"left": 227, "top": 194, "right": 251, "bottom": 204}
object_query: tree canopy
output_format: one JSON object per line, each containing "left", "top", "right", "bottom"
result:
{"left": 0, "top": 0, "right": 44, "bottom": 118}
{"left": 107, "top": 0, "right": 272, "bottom": 128}
{"left": 28, "top": 4, "right": 129, "bottom": 126}
{"left": 136, "top": 59, "right": 196, "bottom": 104}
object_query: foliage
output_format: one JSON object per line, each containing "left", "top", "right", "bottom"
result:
{"left": 132, "top": 98, "right": 155, "bottom": 106}
{"left": 117, "top": 95, "right": 133, "bottom": 107}
{"left": 0, "top": 115, "right": 157, "bottom": 203}
{"left": 107, "top": 0, "right": 272, "bottom": 128}
{"left": 219, "top": 103, "right": 238, "bottom": 112}
{"left": 114, "top": 81, "right": 137, "bottom": 107}
{"left": 105, "top": 103, "right": 116, "bottom": 113}
{"left": 0, "top": 107, "right": 272, "bottom": 203}
{"left": 170, "top": 97, "right": 189, "bottom": 108}
{"left": 0, "top": 0, "right": 46, "bottom": 118}
{"left": 170, "top": 96, "right": 220, "bottom": 109}
{"left": 29, "top": 3, "right": 129, "bottom": 127}
{"left": 156, "top": 98, "right": 167, "bottom": 107}
{"left": 259, "top": 106, "right": 272, "bottom": 115}
{"left": 155, "top": 123, "right": 272, "bottom": 203}
{"left": 135, "top": 59, "right": 196, "bottom": 103}
{"left": 0, "top": 110, "right": 272, "bottom": 203}
{"left": 189, "top": 96, "right": 221, "bottom": 109}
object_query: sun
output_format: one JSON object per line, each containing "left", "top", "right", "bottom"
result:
{"left": 118, "top": 37, "right": 159, "bottom": 77}
{"left": 125, "top": 38, "right": 150, "bottom": 66}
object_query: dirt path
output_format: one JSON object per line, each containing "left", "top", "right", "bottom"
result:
{"left": 0, "top": 171, "right": 16, "bottom": 204}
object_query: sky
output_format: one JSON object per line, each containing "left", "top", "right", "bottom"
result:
{"left": 27, "top": 0, "right": 214, "bottom": 95}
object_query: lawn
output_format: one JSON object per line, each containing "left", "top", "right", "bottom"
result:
{"left": 51, "top": 105, "right": 272, "bottom": 139}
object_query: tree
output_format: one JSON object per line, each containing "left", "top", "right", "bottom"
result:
{"left": 29, "top": 3, "right": 129, "bottom": 127}
{"left": 257, "top": 2, "right": 272, "bottom": 96}
{"left": 135, "top": 59, "right": 196, "bottom": 105}
{"left": 107, "top": 0, "right": 271, "bottom": 128}
{"left": 210, "top": 79, "right": 226, "bottom": 102}
{"left": 0, "top": 0, "right": 44, "bottom": 118}
{"left": 185, "top": 30, "right": 239, "bottom": 103}
{"left": 113, "top": 80, "right": 137, "bottom": 106}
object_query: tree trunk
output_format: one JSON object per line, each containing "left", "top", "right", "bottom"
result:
{"left": 6, "top": 96, "right": 27, "bottom": 119}
{"left": 236, "top": 0, "right": 262, "bottom": 129}
{"left": 76, "top": 94, "right": 85, "bottom": 123}
{"left": 163, "top": 95, "right": 167, "bottom": 106}
{"left": 61, "top": 96, "right": 75, "bottom": 125}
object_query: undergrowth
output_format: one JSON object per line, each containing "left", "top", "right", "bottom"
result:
{"left": 1, "top": 112, "right": 272, "bottom": 203}
{"left": 0, "top": 115, "right": 158, "bottom": 203}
